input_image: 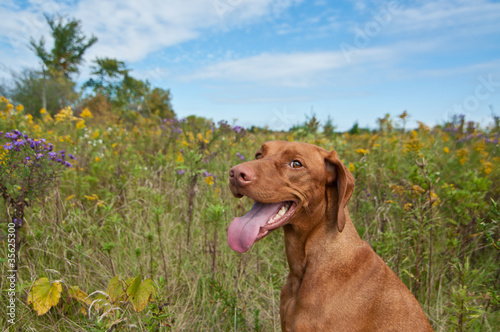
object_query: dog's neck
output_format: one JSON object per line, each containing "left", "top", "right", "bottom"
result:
{"left": 283, "top": 208, "right": 361, "bottom": 280}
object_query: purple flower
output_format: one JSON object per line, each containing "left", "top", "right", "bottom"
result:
{"left": 48, "top": 152, "right": 57, "bottom": 159}
{"left": 233, "top": 126, "right": 243, "bottom": 133}
{"left": 64, "top": 161, "right": 72, "bottom": 167}
{"left": 25, "top": 156, "right": 30, "bottom": 161}
{"left": 5, "top": 132, "right": 17, "bottom": 139}
{"left": 202, "top": 169, "right": 214, "bottom": 177}
{"left": 69, "top": 154, "right": 76, "bottom": 160}
{"left": 3, "top": 142, "right": 14, "bottom": 150}
{"left": 14, "top": 139, "right": 25, "bottom": 147}
{"left": 36, "top": 153, "right": 43, "bottom": 159}
{"left": 236, "top": 152, "right": 245, "bottom": 160}
{"left": 177, "top": 170, "right": 186, "bottom": 175}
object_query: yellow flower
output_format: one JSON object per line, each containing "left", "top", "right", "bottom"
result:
{"left": 481, "top": 161, "right": 493, "bottom": 175}
{"left": 6, "top": 103, "right": 14, "bottom": 111}
{"left": 404, "top": 203, "right": 413, "bottom": 211}
{"left": 443, "top": 147, "right": 449, "bottom": 153}
{"left": 84, "top": 194, "right": 99, "bottom": 201}
{"left": 93, "top": 130, "right": 100, "bottom": 139}
{"left": 386, "top": 200, "right": 395, "bottom": 204}
{"left": 15, "top": 104, "right": 24, "bottom": 112}
{"left": 412, "top": 185, "right": 425, "bottom": 195}
{"left": 389, "top": 184, "right": 405, "bottom": 195}
{"left": 205, "top": 176, "right": 214, "bottom": 186}
{"left": 76, "top": 119, "right": 86, "bottom": 129}
{"left": 40, "top": 108, "right": 47, "bottom": 114}
{"left": 348, "top": 162, "right": 355, "bottom": 172}
{"left": 55, "top": 106, "right": 78, "bottom": 123}
{"left": 0, "top": 96, "right": 8, "bottom": 103}
{"left": 66, "top": 195, "right": 75, "bottom": 201}
{"left": 80, "top": 107, "right": 93, "bottom": 119}
{"left": 176, "top": 152, "right": 184, "bottom": 163}
{"left": 429, "top": 191, "right": 440, "bottom": 207}
{"left": 111, "top": 143, "right": 117, "bottom": 149}
{"left": 94, "top": 156, "right": 101, "bottom": 162}
{"left": 355, "top": 148, "right": 369, "bottom": 155}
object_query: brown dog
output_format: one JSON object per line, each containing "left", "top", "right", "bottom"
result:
{"left": 227, "top": 141, "right": 433, "bottom": 331}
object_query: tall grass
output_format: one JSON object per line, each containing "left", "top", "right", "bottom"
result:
{"left": 1, "top": 101, "right": 499, "bottom": 331}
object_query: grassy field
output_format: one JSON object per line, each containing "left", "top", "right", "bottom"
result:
{"left": 1, "top": 99, "right": 499, "bottom": 331}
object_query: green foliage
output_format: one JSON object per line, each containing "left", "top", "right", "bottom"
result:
{"left": 1, "top": 108, "right": 499, "bottom": 331}
{"left": 9, "top": 69, "right": 76, "bottom": 117}
{"left": 30, "top": 14, "right": 97, "bottom": 78}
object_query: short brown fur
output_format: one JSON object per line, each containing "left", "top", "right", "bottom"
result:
{"left": 229, "top": 140, "right": 433, "bottom": 331}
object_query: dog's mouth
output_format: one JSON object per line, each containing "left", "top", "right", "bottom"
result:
{"left": 227, "top": 200, "right": 297, "bottom": 253}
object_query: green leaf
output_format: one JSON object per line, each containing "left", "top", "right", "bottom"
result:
{"left": 107, "top": 276, "right": 125, "bottom": 304}
{"left": 126, "top": 275, "right": 156, "bottom": 312}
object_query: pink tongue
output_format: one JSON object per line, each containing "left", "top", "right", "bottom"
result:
{"left": 227, "top": 201, "right": 283, "bottom": 253}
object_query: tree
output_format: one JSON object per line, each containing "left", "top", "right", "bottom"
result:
{"left": 83, "top": 57, "right": 175, "bottom": 119}
{"left": 30, "top": 14, "right": 97, "bottom": 78}
{"left": 10, "top": 69, "right": 75, "bottom": 117}
{"left": 30, "top": 14, "right": 97, "bottom": 110}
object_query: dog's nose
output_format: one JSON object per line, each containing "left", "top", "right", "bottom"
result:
{"left": 229, "top": 164, "right": 255, "bottom": 187}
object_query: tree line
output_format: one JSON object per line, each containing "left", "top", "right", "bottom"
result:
{"left": 2, "top": 14, "right": 175, "bottom": 121}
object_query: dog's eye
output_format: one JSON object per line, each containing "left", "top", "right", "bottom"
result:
{"left": 291, "top": 160, "right": 303, "bottom": 168}
{"left": 255, "top": 153, "right": 262, "bottom": 160}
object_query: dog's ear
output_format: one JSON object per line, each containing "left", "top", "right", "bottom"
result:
{"left": 325, "top": 151, "right": 355, "bottom": 232}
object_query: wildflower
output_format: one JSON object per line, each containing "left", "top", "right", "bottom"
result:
{"left": 404, "top": 203, "right": 413, "bottom": 211}
{"left": 236, "top": 152, "right": 245, "bottom": 160}
{"left": 457, "top": 148, "right": 468, "bottom": 165}
{"left": 3, "top": 142, "right": 14, "bottom": 150}
{"left": 176, "top": 152, "right": 184, "bottom": 163}
{"left": 36, "top": 153, "right": 43, "bottom": 159}
{"left": 233, "top": 126, "right": 243, "bottom": 133}
{"left": 15, "top": 104, "right": 24, "bottom": 112}
{"left": 443, "top": 147, "right": 449, "bottom": 153}
{"left": 84, "top": 194, "right": 99, "bottom": 201}
{"left": 93, "top": 130, "right": 100, "bottom": 139}
{"left": 348, "top": 162, "right": 355, "bottom": 172}
{"left": 177, "top": 170, "right": 186, "bottom": 175}
{"left": 94, "top": 156, "right": 100, "bottom": 162}
{"left": 40, "top": 108, "right": 47, "bottom": 115}
{"left": 355, "top": 148, "right": 369, "bottom": 155}
{"left": 205, "top": 175, "right": 214, "bottom": 186}
{"left": 386, "top": 200, "right": 395, "bottom": 204}
{"left": 55, "top": 106, "right": 78, "bottom": 123}
{"left": 412, "top": 185, "right": 425, "bottom": 195}
{"left": 69, "top": 154, "right": 76, "bottom": 160}
{"left": 481, "top": 161, "right": 493, "bottom": 175}
{"left": 48, "top": 152, "right": 57, "bottom": 159}
{"left": 66, "top": 195, "right": 75, "bottom": 201}
{"left": 5, "top": 132, "right": 17, "bottom": 139}
{"left": 80, "top": 108, "right": 93, "bottom": 119}
{"left": 389, "top": 184, "right": 405, "bottom": 195}
{"left": 76, "top": 119, "right": 86, "bottom": 130}
{"left": 428, "top": 191, "right": 440, "bottom": 207}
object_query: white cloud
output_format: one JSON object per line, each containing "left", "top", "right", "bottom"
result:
{"left": 387, "top": 0, "right": 500, "bottom": 35}
{"left": 0, "top": 0, "right": 302, "bottom": 77}
{"left": 181, "top": 44, "right": 405, "bottom": 87}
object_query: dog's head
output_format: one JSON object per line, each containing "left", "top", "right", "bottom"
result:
{"left": 227, "top": 140, "right": 354, "bottom": 253}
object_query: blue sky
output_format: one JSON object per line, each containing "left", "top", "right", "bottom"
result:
{"left": 1, "top": 0, "right": 499, "bottom": 131}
